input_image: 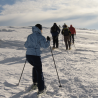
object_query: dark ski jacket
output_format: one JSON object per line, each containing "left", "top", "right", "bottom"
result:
{"left": 50, "top": 24, "right": 60, "bottom": 37}
{"left": 61, "top": 27, "right": 71, "bottom": 36}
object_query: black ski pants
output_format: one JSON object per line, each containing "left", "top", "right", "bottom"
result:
{"left": 71, "top": 34, "right": 74, "bottom": 44}
{"left": 26, "top": 55, "right": 44, "bottom": 91}
{"left": 53, "top": 36, "right": 58, "bottom": 48}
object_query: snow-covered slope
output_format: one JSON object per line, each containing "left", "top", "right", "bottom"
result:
{"left": 0, "top": 26, "right": 98, "bottom": 98}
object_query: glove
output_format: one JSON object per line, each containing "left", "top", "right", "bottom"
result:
{"left": 47, "top": 36, "right": 50, "bottom": 41}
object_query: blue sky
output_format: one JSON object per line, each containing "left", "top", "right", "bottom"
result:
{"left": 0, "top": 0, "right": 98, "bottom": 30}
{"left": 0, "top": 0, "right": 16, "bottom": 5}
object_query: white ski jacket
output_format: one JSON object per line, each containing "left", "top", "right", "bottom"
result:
{"left": 24, "top": 26, "right": 50, "bottom": 56}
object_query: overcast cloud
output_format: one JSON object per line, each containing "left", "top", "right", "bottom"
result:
{"left": 0, "top": 0, "right": 98, "bottom": 29}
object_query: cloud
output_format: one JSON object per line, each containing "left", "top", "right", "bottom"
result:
{"left": 0, "top": 0, "right": 98, "bottom": 29}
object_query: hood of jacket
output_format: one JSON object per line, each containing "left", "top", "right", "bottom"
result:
{"left": 70, "top": 25, "right": 72, "bottom": 28}
{"left": 32, "top": 26, "right": 42, "bottom": 34}
{"left": 24, "top": 26, "right": 50, "bottom": 56}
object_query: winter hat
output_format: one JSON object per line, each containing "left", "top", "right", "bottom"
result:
{"left": 64, "top": 24, "right": 67, "bottom": 28}
{"left": 35, "top": 24, "right": 42, "bottom": 30}
{"left": 53, "top": 23, "right": 57, "bottom": 26}
{"left": 70, "top": 25, "right": 72, "bottom": 27}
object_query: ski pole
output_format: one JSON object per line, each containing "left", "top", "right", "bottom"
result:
{"left": 50, "top": 46, "right": 62, "bottom": 87}
{"left": 62, "top": 35, "right": 63, "bottom": 45}
{"left": 17, "top": 59, "right": 27, "bottom": 86}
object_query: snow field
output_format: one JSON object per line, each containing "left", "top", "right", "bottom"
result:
{"left": 0, "top": 26, "right": 98, "bottom": 98}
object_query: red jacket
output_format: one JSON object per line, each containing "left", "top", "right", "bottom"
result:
{"left": 69, "top": 25, "right": 76, "bottom": 34}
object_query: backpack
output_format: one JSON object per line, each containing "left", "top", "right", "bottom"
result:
{"left": 51, "top": 26, "right": 57, "bottom": 32}
{"left": 62, "top": 28, "right": 70, "bottom": 36}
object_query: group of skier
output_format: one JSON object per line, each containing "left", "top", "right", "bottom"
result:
{"left": 24, "top": 23, "right": 76, "bottom": 96}
{"left": 50, "top": 23, "right": 76, "bottom": 50}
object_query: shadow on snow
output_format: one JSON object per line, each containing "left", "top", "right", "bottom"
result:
{"left": 0, "top": 40, "right": 25, "bottom": 50}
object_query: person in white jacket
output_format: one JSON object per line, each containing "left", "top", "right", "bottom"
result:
{"left": 24, "top": 24, "right": 50, "bottom": 94}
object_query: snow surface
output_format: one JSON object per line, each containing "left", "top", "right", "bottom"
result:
{"left": 0, "top": 26, "right": 98, "bottom": 98}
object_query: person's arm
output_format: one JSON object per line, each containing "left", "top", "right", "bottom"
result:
{"left": 50, "top": 27, "right": 53, "bottom": 36}
{"left": 61, "top": 29, "right": 64, "bottom": 35}
{"left": 24, "top": 35, "right": 30, "bottom": 48}
{"left": 74, "top": 28, "right": 76, "bottom": 35}
{"left": 50, "top": 28, "right": 52, "bottom": 34}
{"left": 57, "top": 27, "right": 60, "bottom": 34}
{"left": 39, "top": 36, "right": 50, "bottom": 48}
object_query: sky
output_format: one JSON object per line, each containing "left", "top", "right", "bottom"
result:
{"left": 0, "top": 0, "right": 98, "bottom": 30}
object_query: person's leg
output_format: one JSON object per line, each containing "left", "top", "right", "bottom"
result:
{"left": 73, "top": 34, "right": 74, "bottom": 44}
{"left": 64, "top": 36, "right": 68, "bottom": 50}
{"left": 68, "top": 36, "right": 71, "bottom": 49}
{"left": 56, "top": 36, "right": 58, "bottom": 48}
{"left": 72, "top": 34, "right": 74, "bottom": 44}
{"left": 53, "top": 36, "right": 55, "bottom": 48}
{"left": 26, "top": 55, "right": 37, "bottom": 84}
{"left": 32, "top": 67, "right": 37, "bottom": 84}
{"left": 70, "top": 35, "right": 71, "bottom": 44}
{"left": 33, "top": 56, "right": 44, "bottom": 91}
{"left": 26, "top": 55, "right": 45, "bottom": 91}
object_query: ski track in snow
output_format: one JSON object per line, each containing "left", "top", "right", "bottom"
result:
{"left": 0, "top": 26, "right": 98, "bottom": 98}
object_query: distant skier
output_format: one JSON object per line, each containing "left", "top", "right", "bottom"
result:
{"left": 61, "top": 24, "right": 71, "bottom": 50}
{"left": 62, "top": 23, "right": 66, "bottom": 29}
{"left": 59, "top": 25, "right": 61, "bottom": 28}
{"left": 24, "top": 24, "right": 50, "bottom": 95}
{"left": 69, "top": 25, "right": 76, "bottom": 44}
{"left": 50, "top": 23, "right": 60, "bottom": 49}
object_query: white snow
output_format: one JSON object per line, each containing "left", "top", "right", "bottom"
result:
{"left": 0, "top": 26, "right": 98, "bottom": 98}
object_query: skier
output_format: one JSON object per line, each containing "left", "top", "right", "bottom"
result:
{"left": 59, "top": 25, "right": 61, "bottom": 28}
{"left": 62, "top": 23, "right": 66, "bottom": 29}
{"left": 61, "top": 24, "right": 71, "bottom": 50}
{"left": 24, "top": 24, "right": 50, "bottom": 95}
{"left": 50, "top": 23, "right": 60, "bottom": 49}
{"left": 69, "top": 25, "right": 76, "bottom": 44}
